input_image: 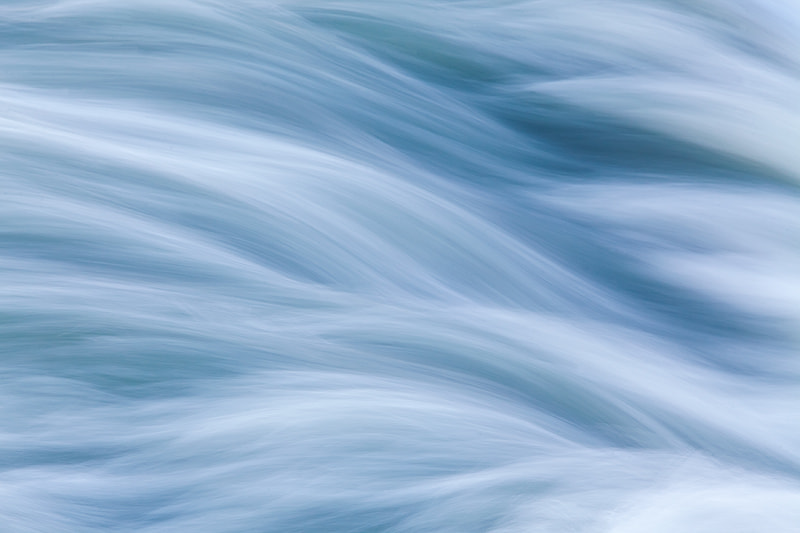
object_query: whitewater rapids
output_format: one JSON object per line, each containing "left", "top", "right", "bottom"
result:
{"left": 1, "top": 0, "right": 799, "bottom": 531}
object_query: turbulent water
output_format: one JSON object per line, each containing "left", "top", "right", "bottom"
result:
{"left": 2, "top": 0, "right": 800, "bottom": 531}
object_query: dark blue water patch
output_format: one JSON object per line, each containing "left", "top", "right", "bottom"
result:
{"left": 479, "top": 92, "right": 795, "bottom": 185}
{"left": 296, "top": 9, "right": 525, "bottom": 88}
{"left": 547, "top": 228, "right": 772, "bottom": 336}
{"left": 293, "top": 6, "right": 797, "bottom": 189}
{"left": 0, "top": 445, "right": 128, "bottom": 471}
{"left": 469, "top": 195, "right": 791, "bottom": 376}
{"left": 0, "top": 228, "right": 232, "bottom": 285}
{"left": 1, "top": 314, "right": 254, "bottom": 396}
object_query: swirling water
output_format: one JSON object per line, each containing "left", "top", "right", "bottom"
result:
{"left": 1, "top": 0, "right": 799, "bottom": 531}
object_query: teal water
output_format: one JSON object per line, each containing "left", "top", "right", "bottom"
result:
{"left": 1, "top": 1, "right": 800, "bottom": 531}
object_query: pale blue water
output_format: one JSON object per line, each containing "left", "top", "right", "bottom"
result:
{"left": 1, "top": 1, "right": 799, "bottom": 531}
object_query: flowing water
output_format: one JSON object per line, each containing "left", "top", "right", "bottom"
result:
{"left": 1, "top": 0, "right": 800, "bottom": 531}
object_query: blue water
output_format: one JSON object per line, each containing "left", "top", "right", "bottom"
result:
{"left": 2, "top": 1, "right": 799, "bottom": 531}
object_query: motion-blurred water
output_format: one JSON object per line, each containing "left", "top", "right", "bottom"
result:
{"left": 1, "top": 0, "right": 799, "bottom": 531}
